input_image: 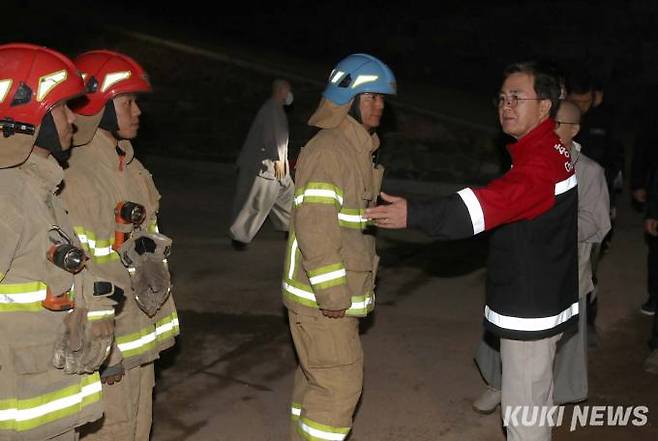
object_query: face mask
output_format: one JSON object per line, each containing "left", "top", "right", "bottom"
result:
{"left": 285, "top": 91, "right": 294, "bottom": 106}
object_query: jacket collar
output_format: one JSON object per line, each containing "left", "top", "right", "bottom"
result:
{"left": 339, "top": 115, "right": 380, "bottom": 154}
{"left": 507, "top": 118, "right": 558, "bottom": 163}
{"left": 19, "top": 153, "right": 64, "bottom": 197}
{"left": 93, "top": 131, "right": 136, "bottom": 169}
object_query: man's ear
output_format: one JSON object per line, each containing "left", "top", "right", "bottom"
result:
{"left": 539, "top": 99, "right": 552, "bottom": 119}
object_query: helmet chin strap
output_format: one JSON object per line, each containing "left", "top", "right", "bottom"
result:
{"left": 348, "top": 94, "right": 363, "bottom": 124}
{"left": 98, "top": 100, "right": 122, "bottom": 140}
{"left": 34, "top": 112, "right": 67, "bottom": 160}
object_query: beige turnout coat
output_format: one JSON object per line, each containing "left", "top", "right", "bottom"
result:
{"left": 62, "top": 131, "right": 179, "bottom": 371}
{"left": 0, "top": 154, "right": 103, "bottom": 440}
{"left": 283, "top": 101, "right": 383, "bottom": 316}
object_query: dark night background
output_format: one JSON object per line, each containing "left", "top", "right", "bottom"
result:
{"left": 4, "top": 0, "right": 658, "bottom": 181}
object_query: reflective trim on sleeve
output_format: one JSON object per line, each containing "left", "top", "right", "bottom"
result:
{"left": 308, "top": 263, "right": 347, "bottom": 290}
{"left": 337, "top": 208, "right": 372, "bottom": 230}
{"left": 457, "top": 188, "right": 485, "bottom": 234}
{"left": 282, "top": 279, "right": 374, "bottom": 317}
{"left": 294, "top": 183, "right": 344, "bottom": 207}
{"left": 555, "top": 174, "right": 577, "bottom": 195}
{"left": 291, "top": 402, "right": 302, "bottom": 421}
{"left": 298, "top": 416, "right": 350, "bottom": 441}
{"left": 86, "top": 309, "right": 114, "bottom": 321}
{"left": 484, "top": 302, "right": 579, "bottom": 332}
{"left": 0, "top": 373, "right": 101, "bottom": 432}
{"left": 73, "top": 227, "right": 120, "bottom": 264}
{"left": 0, "top": 281, "right": 48, "bottom": 312}
{"left": 155, "top": 311, "right": 180, "bottom": 342}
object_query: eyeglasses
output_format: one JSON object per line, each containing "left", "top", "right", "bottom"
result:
{"left": 495, "top": 95, "right": 544, "bottom": 108}
{"left": 555, "top": 121, "right": 579, "bottom": 128}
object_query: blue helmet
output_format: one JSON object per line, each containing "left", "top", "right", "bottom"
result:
{"left": 322, "top": 53, "right": 397, "bottom": 105}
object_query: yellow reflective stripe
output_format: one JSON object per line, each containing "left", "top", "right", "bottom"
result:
{"left": 87, "top": 309, "right": 114, "bottom": 321}
{"left": 0, "top": 373, "right": 101, "bottom": 432}
{"left": 291, "top": 402, "right": 302, "bottom": 421}
{"left": 116, "top": 325, "right": 158, "bottom": 359}
{"left": 307, "top": 263, "right": 347, "bottom": 290}
{"left": 155, "top": 311, "right": 180, "bottom": 342}
{"left": 294, "top": 183, "right": 344, "bottom": 207}
{"left": 282, "top": 279, "right": 374, "bottom": 317}
{"left": 73, "top": 226, "right": 116, "bottom": 260}
{"left": 337, "top": 208, "right": 373, "bottom": 230}
{"left": 298, "top": 416, "right": 350, "bottom": 441}
{"left": 147, "top": 219, "right": 159, "bottom": 233}
{"left": 0, "top": 281, "right": 47, "bottom": 312}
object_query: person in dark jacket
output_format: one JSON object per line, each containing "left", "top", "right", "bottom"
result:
{"left": 631, "top": 109, "right": 658, "bottom": 316}
{"left": 367, "top": 61, "right": 578, "bottom": 441}
{"left": 642, "top": 163, "right": 658, "bottom": 373}
{"left": 566, "top": 70, "right": 623, "bottom": 249}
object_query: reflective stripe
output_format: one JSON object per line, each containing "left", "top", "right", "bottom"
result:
{"left": 73, "top": 227, "right": 119, "bottom": 263}
{"left": 282, "top": 280, "right": 374, "bottom": 317}
{"left": 291, "top": 402, "right": 302, "bottom": 421}
{"left": 116, "top": 327, "right": 157, "bottom": 358}
{"left": 457, "top": 188, "right": 485, "bottom": 234}
{"left": 87, "top": 309, "right": 114, "bottom": 321}
{"left": 0, "top": 374, "right": 101, "bottom": 432}
{"left": 0, "top": 281, "right": 48, "bottom": 312}
{"left": 485, "top": 302, "right": 579, "bottom": 332}
{"left": 308, "top": 263, "right": 347, "bottom": 290}
{"left": 147, "top": 219, "right": 159, "bottom": 233}
{"left": 337, "top": 208, "right": 372, "bottom": 230}
{"left": 117, "top": 313, "right": 180, "bottom": 358}
{"left": 155, "top": 312, "right": 180, "bottom": 342}
{"left": 294, "top": 183, "right": 344, "bottom": 207}
{"left": 288, "top": 238, "right": 299, "bottom": 280}
{"left": 298, "top": 417, "right": 350, "bottom": 441}
{"left": 555, "top": 174, "right": 577, "bottom": 195}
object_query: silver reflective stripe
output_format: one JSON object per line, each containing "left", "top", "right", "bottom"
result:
{"left": 0, "top": 290, "right": 46, "bottom": 304}
{"left": 299, "top": 422, "right": 347, "bottom": 441}
{"left": 288, "top": 239, "right": 298, "bottom": 280}
{"left": 457, "top": 188, "right": 485, "bottom": 234}
{"left": 308, "top": 269, "right": 346, "bottom": 286}
{"left": 283, "top": 282, "right": 316, "bottom": 302}
{"left": 337, "top": 213, "right": 367, "bottom": 223}
{"left": 117, "top": 331, "right": 157, "bottom": 352}
{"left": 294, "top": 189, "right": 344, "bottom": 206}
{"left": 156, "top": 317, "right": 180, "bottom": 337}
{"left": 555, "top": 175, "right": 577, "bottom": 195}
{"left": 0, "top": 378, "right": 101, "bottom": 423}
{"left": 484, "top": 302, "right": 579, "bottom": 332}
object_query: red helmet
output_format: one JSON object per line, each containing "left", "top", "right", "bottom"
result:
{"left": 72, "top": 50, "right": 151, "bottom": 116}
{"left": 0, "top": 43, "right": 84, "bottom": 167}
{"left": 0, "top": 43, "right": 84, "bottom": 130}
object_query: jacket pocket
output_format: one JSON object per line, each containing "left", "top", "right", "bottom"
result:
{"left": 13, "top": 342, "right": 54, "bottom": 375}
{"left": 292, "top": 314, "right": 362, "bottom": 368}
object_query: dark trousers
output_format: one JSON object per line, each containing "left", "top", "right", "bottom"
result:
{"left": 648, "top": 235, "right": 658, "bottom": 301}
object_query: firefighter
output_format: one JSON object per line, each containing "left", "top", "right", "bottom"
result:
{"left": 0, "top": 43, "right": 120, "bottom": 441}
{"left": 60, "top": 50, "right": 179, "bottom": 440}
{"left": 283, "top": 53, "right": 396, "bottom": 441}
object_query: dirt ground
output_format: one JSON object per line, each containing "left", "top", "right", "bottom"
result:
{"left": 145, "top": 157, "right": 658, "bottom": 441}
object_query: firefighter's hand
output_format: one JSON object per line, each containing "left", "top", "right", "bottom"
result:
{"left": 52, "top": 307, "right": 114, "bottom": 374}
{"left": 274, "top": 160, "right": 286, "bottom": 180}
{"left": 133, "top": 255, "right": 172, "bottom": 317}
{"left": 646, "top": 219, "right": 658, "bottom": 237}
{"left": 320, "top": 308, "right": 347, "bottom": 319}
{"left": 365, "top": 192, "right": 408, "bottom": 229}
{"left": 100, "top": 362, "right": 125, "bottom": 385}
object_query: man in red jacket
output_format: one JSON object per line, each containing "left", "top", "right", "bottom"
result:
{"left": 367, "top": 61, "right": 577, "bottom": 441}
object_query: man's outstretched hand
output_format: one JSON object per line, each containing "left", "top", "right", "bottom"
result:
{"left": 365, "top": 192, "right": 408, "bottom": 229}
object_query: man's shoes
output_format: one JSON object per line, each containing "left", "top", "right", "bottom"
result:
{"left": 644, "top": 349, "right": 658, "bottom": 374}
{"left": 231, "top": 239, "right": 248, "bottom": 251}
{"left": 640, "top": 297, "right": 656, "bottom": 316}
{"left": 472, "top": 385, "right": 501, "bottom": 414}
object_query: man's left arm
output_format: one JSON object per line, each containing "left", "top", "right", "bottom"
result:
{"left": 577, "top": 164, "right": 611, "bottom": 243}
